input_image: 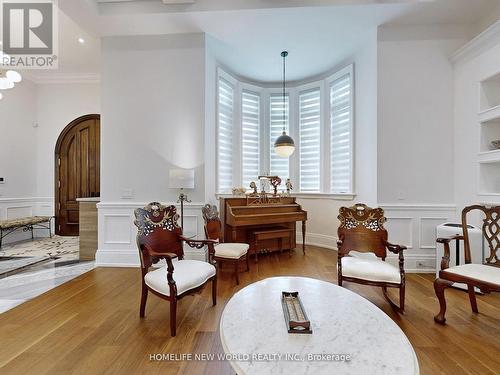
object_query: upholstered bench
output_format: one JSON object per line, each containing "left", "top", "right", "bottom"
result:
{"left": 0, "top": 216, "right": 53, "bottom": 247}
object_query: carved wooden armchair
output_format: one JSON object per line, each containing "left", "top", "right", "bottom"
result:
{"left": 337, "top": 204, "right": 407, "bottom": 313}
{"left": 134, "top": 202, "right": 217, "bottom": 337}
{"left": 434, "top": 205, "right": 500, "bottom": 324}
{"left": 202, "top": 204, "right": 249, "bottom": 285}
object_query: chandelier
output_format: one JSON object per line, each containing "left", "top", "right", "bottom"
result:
{"left": 0, "top": 51, "right": 22, "bottom": 100}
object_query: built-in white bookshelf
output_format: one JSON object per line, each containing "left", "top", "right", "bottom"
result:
{"left": 478, "top": 72, "right": 500, "bottom": 198}
{"left": 480, "top": 72, "right": 500, "bottom": 112}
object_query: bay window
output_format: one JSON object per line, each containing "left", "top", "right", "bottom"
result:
{"left": 216, "top": 65, "right": 354, "bottom": 196}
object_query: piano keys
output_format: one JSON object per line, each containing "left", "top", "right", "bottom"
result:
{"left": 219, "top": 197, "right": 308, "bottom": 258}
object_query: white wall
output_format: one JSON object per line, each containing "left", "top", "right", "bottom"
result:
{"left": 0, "top": 80, "right": 37, "bottom": 199}
{"left": 35, "top": 83, "right": 100, "bottom": 198}
{"left": 100, "top": 33, "right": 206, "bottom": 203}
{"left": 377, "top": 26, "right": 468, "bottom": 205}
{"left": 97, "top": 33, "right": 207, "bottom": 265}
{"left": 376, "top": 26, "right": 470, "bottom": 271}
{"left": 0, "top": 80, "right": 39, "bottom": 244}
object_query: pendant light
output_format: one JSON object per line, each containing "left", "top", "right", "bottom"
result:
{"left": 274, "top": 50, "right": 295, "bottom": 157}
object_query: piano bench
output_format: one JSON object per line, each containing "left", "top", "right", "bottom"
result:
{"left": 251, "top": 226, "right": 295, "bottom": 262}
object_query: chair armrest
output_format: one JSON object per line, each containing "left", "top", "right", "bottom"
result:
{"left": 436, "top": 235, "right": 463, "bottom": 270}
{"left": 383, "top": 240, "right": 407, "bottom": 254}
{"left": 383, "top": 240, "right": 406, "bottom": 275}
{"left": 436, "top": 235, "right": 463, "bottom": 244}
{"left": 179, "top": 236, "right": 217, "bottom": 264}
{"left": 180, "top": 236, "right": 217, "bottom": 248}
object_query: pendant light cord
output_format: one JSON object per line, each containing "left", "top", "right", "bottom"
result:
{"left": 282, "top": 51, "right": 286, "bottom": 133}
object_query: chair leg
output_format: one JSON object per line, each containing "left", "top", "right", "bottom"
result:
{"left": 234, "top": 260, "right": 239, "bottom": 285}
{"left": 170, "top": 298, "right": 177, "bottom": 337}
{"left": 434, "top": 278, "right": 453, "bottom": 324}
{"left": 245, "top": 254, "right": 250, "bottom": 272}
{"left": 212, "top": 276, "right": 217, "bottom": 306}
{"left": 338, "top": 273, "right": 342, "bottom": 287}
{"left": 399, "top": 284, "right": 405, "bottom": 313}
{"left": 467, "top": 284, "right": 479, "bottom": 313}
{"left": 139, "top": 283, "right": 148, "bottom": 318}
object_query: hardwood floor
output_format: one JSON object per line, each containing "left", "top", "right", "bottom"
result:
{"left": 1, "top": 246, "right": 499, "bottom": 375}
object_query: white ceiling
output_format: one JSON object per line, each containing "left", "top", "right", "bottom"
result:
{"left": 40, "top": 0, "right": 500, "bottom": 81}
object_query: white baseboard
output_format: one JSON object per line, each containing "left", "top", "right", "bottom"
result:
{"left": 297, "top": 231, "right": 338, "bottom": 251}
{"left": 95, "top": 249, "right": 140, "bottom": 267}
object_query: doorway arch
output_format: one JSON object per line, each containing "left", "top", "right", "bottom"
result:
{"left": 55, "top": 114, "right": 100, "bottom": 236}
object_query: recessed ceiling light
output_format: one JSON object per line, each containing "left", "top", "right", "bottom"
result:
{"left": 78, "top": 37, "right": 85, "bottom": 44}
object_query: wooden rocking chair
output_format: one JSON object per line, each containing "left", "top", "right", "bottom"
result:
{"left": 337, "top": 203, "right": 407, "bottom": 313}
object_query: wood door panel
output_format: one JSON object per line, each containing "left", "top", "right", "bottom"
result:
{"left": 56, "top": 115, "right": 100, "bottom": 236}
{"left": 67, "top": 210, "right": 79, "bottom": 224}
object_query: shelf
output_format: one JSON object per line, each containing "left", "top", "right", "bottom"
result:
{"left": 480, "top": 72, "right": 500, "bottom": 112}
{"left": 478, "top": 149, "right": 500, "bottom": 163}
{"left": 478, "top": 105, "right": 500, "bottom": 123}
{"left": 479, "top": 163, "right": 500, "bottom": 195}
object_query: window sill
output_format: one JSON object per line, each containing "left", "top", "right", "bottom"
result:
{"left": 215, "top": 193, "right": 356, "bottom": 201}
{"left": 293, "top": 193, "right": 356, "bottom": 200}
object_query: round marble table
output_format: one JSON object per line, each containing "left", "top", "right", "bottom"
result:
{"left": 220, "top": 277, "right": 419, "bottom": 375}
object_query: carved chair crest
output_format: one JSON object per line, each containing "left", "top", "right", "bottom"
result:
{"left": 134, "top": 202, "right": 180, "bottom": 236}
{"left": 202, "top": 204, "right": 219, "bottom": 222}
{"left": 202, "top": 204, "right": 222, "bottom": 241}
{"left": 338, "top": 203, "right": 386, "bottom": 232}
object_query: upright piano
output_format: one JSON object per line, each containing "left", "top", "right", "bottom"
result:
{"left": 219, "top": 197, "right": 308, "bottom": 258}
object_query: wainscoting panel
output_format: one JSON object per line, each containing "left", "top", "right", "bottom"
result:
{"left": 381, "top": 204, "right": 457, "bottom": 272}
{"left": 0, "top": 198, "right": 54, "bottom": 246}
{"left": 384, "top": 217, "right": 413, "bottom": 249}
{"left": 420, "top": 217, "right": 449, "bottom": 249}
{"left": 96, "top": 202, "right": 207, "bottom": 267}
{"left": 103, "top": 214, "right": 132, "bottom": 245}
{"left": 6, "top": 205, "right": 33, "bottom": 219}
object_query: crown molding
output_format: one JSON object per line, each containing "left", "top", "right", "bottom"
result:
{"left": 451, "top": 21, "right": 500, "bottom": 64}
{"left": 23, "top": 72, "right": 100, "bottom": 84}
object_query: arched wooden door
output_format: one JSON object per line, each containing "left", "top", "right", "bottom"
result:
{"left": 55, "top": 114, "right": 100, "bottom": 236}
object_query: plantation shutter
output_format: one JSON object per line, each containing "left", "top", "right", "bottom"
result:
{"left": 330, "top": 73, "right": 352, "bottom": 193}
{"left": 241, "top": 91, "right": 260, "bottom": 188}
{"left": 217, "top": 77, "right": 234, "bottom": 193}
{"left": 269, "top": 93, "right": 290, "bottom": 180}
{"left": 299, "top": 88, "right": 321, "bottom": 192}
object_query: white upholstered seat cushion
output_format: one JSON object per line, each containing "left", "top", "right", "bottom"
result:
{"left": 341, "top": 256, "right": 401, "bottom": 284}
{"left": 144, "top": 260, "right": 216, "bottom": 296}
{"left": 443, "top": 264, "right": 500, "bottom": 285}
{"left": 349, "top": 251, "right": 378, "bottom": 260}
{"left": 214, "top": 243, "right": 249, "bottom": 259}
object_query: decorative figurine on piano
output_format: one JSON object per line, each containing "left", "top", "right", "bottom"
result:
{"left": 249, "top": 181, "right": 258, "bottom": 196}
{"left": 246, "top": 176, "right": 284, "bottom": 205}
{"left": 232, "top": 187, "right": 247, "bottom": 196}
{"left": 270, "top": 176, "right": 282, "bottom": 196}
{"left": 286, "top": 178, "right": 293, "bottom": 195}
